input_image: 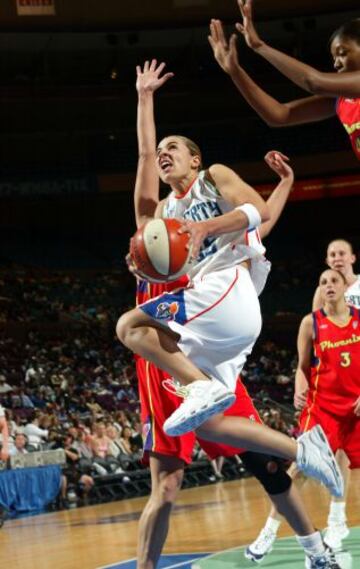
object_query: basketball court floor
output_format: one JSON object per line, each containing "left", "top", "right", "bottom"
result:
{"left": 0, "top": 470, "right": 359, "bottom": 569}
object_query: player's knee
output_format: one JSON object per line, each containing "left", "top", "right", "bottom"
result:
{"left": 157, "top": 471, "right": 183, "bottom": 506}
{"left": 116, "top": 310, "right": 138, "bottom": 346}
{"left": 241, "top": 451, "right": 292, "bottom": 495}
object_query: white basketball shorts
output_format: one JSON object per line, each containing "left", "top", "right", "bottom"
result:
{"left": 139, "top": 265, "right": 262, "bottom": 391}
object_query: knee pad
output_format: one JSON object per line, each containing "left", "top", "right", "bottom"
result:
{"left": 241, "top": 451, "right": 292, "bottom": 495}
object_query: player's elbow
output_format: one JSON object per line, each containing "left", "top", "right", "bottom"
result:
{"left": 303, "top": 72, "right": 325, "bottom": 95}
{"left": 259, "top": 202, "right": 270, "bottom": 223}
{"left": 263, "top": 107, "right": 292, "bottom": 128}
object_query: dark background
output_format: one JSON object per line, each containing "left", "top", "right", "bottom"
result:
{"left": 0, "top": 0, "right": 359, "bottom": 271}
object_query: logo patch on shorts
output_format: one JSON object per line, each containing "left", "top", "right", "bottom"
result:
{"left": 155, "top": 301, "right": 179, "bottom": 320}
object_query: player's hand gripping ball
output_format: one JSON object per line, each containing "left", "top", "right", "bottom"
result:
{"left": 130, "top": 218, "right": 194, "bottom": 282}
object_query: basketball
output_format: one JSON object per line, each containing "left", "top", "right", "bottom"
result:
{"left": 130, "top": 218, "right": 193, "bottom": 282}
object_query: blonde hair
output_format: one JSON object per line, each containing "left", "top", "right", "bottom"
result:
{"left": 174, "top": 135, "right": 203, "bottom": 170}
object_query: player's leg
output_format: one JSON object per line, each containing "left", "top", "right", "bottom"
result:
{"left": 324, "top": 414, "right": 360, "bottom": 550}
{"left": 324, "top": 449, "right": 350, "bottom": 549}
{"left": 137, "top": 453, "right": 185, "bottom": 569}
{"left": 196, "top": 415, "right": 343, "bottom": 499}
{"left": 197, "top": 384, "right": 340, "bottom": 567}
{"left": 240, "top": 452, "right": 339, "bottom": 567}
{"left": 244, "top": 461, "right": 302, "bottom": 561}
{"left": 136, "top": 359, "right": 195, "bottom": 569}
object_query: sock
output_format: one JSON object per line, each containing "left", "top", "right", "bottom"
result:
{"left": 264, "top": 516, "right": 281, "bottom": 533}
{"left": 296, "top": 531, "right": 325, "bottom": 557}
{"left": 328, "top": 501, "right": 347, "bottom": 525}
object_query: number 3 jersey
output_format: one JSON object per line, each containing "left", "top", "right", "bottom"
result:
{"left": 163, "top": 169, "right": 271, "bottom": 295}
{"left": 310, "top": 307, "right": 360, "bottom": 417}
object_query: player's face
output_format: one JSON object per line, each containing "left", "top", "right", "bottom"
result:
{"left": 330, "top": 36, "right": 360, "bottom": 72}
{"left": 156, "top": 137, "right": 200, "bottom": 184}
{"left": 319, "top": 270, "right": 346, "bottom": 302}
{"left": 326, "top": 241, "right": 355, "bottom": 273}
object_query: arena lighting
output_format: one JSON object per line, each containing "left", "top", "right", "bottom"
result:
{"left": 110, "top": 67, "right": 118, "bottom": 80}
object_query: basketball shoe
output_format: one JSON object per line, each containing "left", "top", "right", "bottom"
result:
{"left": 305, "top": 547, "right": 341, "bottom": 568}
{"left": 244, "top": 527, "right": 277, "bottom": 563}
{"left": 324, "top": 522, "right": 350, "bottom": 551}
{"left": 296, "top": 425, "right": 344, "bottom": 498}
{"left": 162, "top": 378, "right": 235, "bottom": 436}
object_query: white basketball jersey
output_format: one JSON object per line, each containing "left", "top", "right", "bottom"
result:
{"left": 163, "top": 170, "right": 270, "bottom": 294}
{"left": 345, "top": 275, "right": 360, "bottom": 308}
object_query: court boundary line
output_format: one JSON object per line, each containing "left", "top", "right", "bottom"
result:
{"left": 97, "top": 552, "right": 210, "bottom": 569}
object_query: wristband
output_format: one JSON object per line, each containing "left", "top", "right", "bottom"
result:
{"left": 235, "top": 203, "right": 262, "bottom": 229}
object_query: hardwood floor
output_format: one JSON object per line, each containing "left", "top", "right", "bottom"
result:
{"left": 0, "top": 470, "right": 359, "bottom": 569}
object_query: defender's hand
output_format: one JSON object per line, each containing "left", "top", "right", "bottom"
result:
{"left": 264, "top": 151, "right": 294, "bottom": 182}
{"left": 236, "top": 0, "right": 264, "bottom": 51}
{"left": 208, "top": 19, "right": 239, "bottom": 75}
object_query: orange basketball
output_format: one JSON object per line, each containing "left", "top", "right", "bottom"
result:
{"left": 130, "top": 218, "right": 193, "bottom": 282}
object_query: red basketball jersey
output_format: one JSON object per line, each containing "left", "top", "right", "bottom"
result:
{"left": 336, "top": 97, "right": 360, "bottom": 160}
{"left": 309, "top": 307, "right": 360, "bottom": 416}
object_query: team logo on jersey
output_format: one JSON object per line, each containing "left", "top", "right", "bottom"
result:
{"left": 319, "top": 324, "right": 328, "bottom": 329}
{"left": 155, "top": 301, "right": 179, "bottom": 320}
{"left": 353, "top": 320, "right": 359, "bottom": 329}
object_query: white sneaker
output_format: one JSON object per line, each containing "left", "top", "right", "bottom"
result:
{"left": 163, "top": 379, "right": 235, "bottom": 437}
{"left": 304, "top": 547, "right": 341, "bottom": 568}
{"left": 324, "top": 522, "right": 350, "bottom": 551}
{"left": 244, "top": 528, "right": 277, "bottom": 563}
{"left": 296, "top": 425, "right": 344, "bottom": 498}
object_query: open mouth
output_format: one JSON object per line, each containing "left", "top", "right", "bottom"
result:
{"left": 160, "top": 159, "right": 173, "bottom": 173}
{"left": 326, "top": 290, "right": 336, "bottom": 297}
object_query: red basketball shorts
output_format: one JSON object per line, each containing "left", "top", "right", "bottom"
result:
{"left": 299, "top": 405, "right": 360, "bottom": 469}
{"left": 137, "top": 357, "right": 262, "bottom": 464}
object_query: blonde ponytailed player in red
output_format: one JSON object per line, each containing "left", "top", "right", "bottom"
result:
{"left": 245, "top": 268, "right": 360, "bottom": 563}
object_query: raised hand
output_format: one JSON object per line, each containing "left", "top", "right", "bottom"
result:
{"left": 236, "top": 0, "right": 263, "bottom": 51}
{"left": 136, "top": 59, "right": 174, "bottom": 95}
{"left": 264, "top": 150, "right": 294, "bottom": 182}
{"left": 208, "top": 19, "right": 239, "bottom": 74}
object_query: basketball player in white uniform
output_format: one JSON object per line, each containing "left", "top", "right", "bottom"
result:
{"left": 245, "top": 239, "right": 360, "bottom": 561}
{"left": 116, "top": 60, "right": 343, "bottom": 500}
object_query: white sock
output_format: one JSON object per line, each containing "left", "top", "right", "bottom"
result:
{"left": 264, "top": 516, "right": 281, "bottom": 533}
{"left": 328, "top": 501, "right": 347, "bottom": 524}
{"left": 296, "top": 531, "right": 325, "bottom": 557}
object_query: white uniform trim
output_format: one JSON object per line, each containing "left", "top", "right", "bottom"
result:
{"left": 345, "top": 275, "right": 360, "bottom": 309}
{"left": 163, "top": 170, "right": 271, "bottom": 294}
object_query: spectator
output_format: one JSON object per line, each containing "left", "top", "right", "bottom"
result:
{"left": 23, "top": 412, "right": 49, "bottom": 448}
{"left": 9, "top": 432, "right": 29, "bottom": 456}
{"left": 0, "top": 375, "right": 12, "bottom": 395}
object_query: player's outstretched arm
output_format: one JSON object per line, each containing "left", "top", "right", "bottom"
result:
{"left": 259, "top": 151, "right": 293, "bottom": 239}
{"left": 134, "top": 60, "right": 174, "bottom": 228}
{"left": 237, "top": 0, "right": 360, "bottom": 99}
{"left": 208, "top": 19, "right": 335, "bottom": 126}
{"left": 294, "top": 315, "right": 312, "bottom": 410}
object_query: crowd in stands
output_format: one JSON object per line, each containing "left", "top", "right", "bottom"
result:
{"left": 0, "top": 263, "right": 311, "bottom": 509}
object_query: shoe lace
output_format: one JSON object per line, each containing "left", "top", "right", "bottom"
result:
{"left": 162, "top": 378, "right": 190, "bottom": 399}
